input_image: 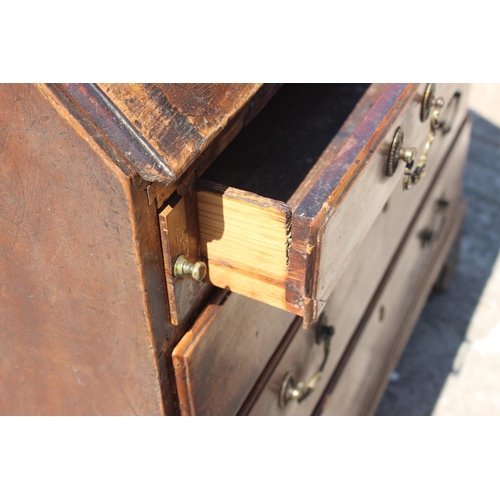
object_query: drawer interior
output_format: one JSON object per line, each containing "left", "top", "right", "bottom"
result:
{"left": 197, "top": 84, "right": 382, "bottom": 312}
{"left": 157, "top": 83, "right": 467, "bottom": 326}
{"left": 201, "top": 84, "right": 371, "bottom": 204}
{"left": 195, "top": 83, "right": 468, "bottom": 323}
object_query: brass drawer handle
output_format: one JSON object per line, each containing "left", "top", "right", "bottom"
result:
{"left": 391, "top": 84, "right": 447, "bottom": 188}
{"left": 440, "top": 92, "right": 461, "bottom": 135}
{"left": 387, "top": 127, "right": 417, "bottom": 177}
{"left": 403, "top": 131, "right": 435, "bottom": 190}
{"left": 420, "top": 198, "right": 449, "bottom": 247}
{"left": 421, "top": 83, "right": 445, "bottom": 127}
{"left": 279, "top": 316, "right": 335, "bottom": 408}
{"left": 174, "top": 255, "right": 207, "bottom": 281}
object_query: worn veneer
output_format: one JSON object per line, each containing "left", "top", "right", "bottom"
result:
{"left": 51, "top": 83, "right": 282, "bottom": 185}
{"left": 0, "top": 82, "right": 471, "bottom": 417}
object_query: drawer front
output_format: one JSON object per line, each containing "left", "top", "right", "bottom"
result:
{"left": 318, "top": 201, "right": 467, "bottom": 416}
{"left": 198, "top": 84, "right": 470, "bottom": 327}
{"left": 242, "top": 115, "right": 471, "bottom": 416}
{"left": 313, "top": 84, "right": 469, "bottom": 319}
{"left": 172, "top": 289, "right": 295, "bottom": 415}
{"left": 316, "top": 129, "right": 471, "bottom": 416}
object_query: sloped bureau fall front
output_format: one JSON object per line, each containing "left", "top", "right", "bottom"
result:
{"left": 0, "top": 83, "right": 470, "bottom": 415}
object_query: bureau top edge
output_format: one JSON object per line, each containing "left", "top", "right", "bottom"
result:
{"left": 46, "top": 83, "right": 284, "bottom": 185}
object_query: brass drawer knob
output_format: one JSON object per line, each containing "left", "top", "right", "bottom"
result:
{"left": 174, "top": 255, "right": 207, "bottom": 281}
{"left": 387, "top": 127, "right": 417, "bottom": 177}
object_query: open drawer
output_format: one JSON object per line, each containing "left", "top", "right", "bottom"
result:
{"left": 197, "top": 83, "right": 470, "bottom": 326}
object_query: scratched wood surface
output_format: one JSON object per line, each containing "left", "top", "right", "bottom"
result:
{"left": 0, "top": 84, "right": 167, "bottom": 415}
{"left": 48, "top": 84, "right": 282, "bottom": 185}
{"left": 98, "top": 84, "right": 274, "bottom": 184}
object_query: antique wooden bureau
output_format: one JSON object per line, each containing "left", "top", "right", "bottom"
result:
{"left": 0, "top": 83, "right": 471, "bottom": 415}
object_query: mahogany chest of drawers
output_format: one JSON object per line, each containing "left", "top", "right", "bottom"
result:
{"left": 0, "top": 83, "right": 471, "bottom": 415}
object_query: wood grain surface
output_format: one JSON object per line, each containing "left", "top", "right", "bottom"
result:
{"left": 172, "top": 290, "right": 295, "bottom": 415}
{"left": 0, "top": 84, "right": 166, "bottom": 415}
{"left": 197, "top": 84, "right": 470, "bottom": 326}
{"left": 315, "top": 117, "right": 471, "bottom": 415}
{"left": 242, "top": 115, "right": 472, "bottom": 415}
{"left": 318, "top": 201, "right": 467, "bottom": 416}
{"left": 197, "top": 180, "right": 299, "bottom": 313}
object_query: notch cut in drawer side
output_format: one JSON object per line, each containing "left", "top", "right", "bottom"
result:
{"left": 198, "top": 181, "right": 294, "bottom": 312}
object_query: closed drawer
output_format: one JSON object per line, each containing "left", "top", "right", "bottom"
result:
{"left": 318, "top": 201, "right": 467, "bottom": 416}
{"left": 316, "top": 134, "right": 471, "bottom": 416}
{"left": 171, "top": 289, "right": 295, "bottom": 415}
{"left": 197, "top": 83, "right": 470, "bottom": 327}
{"left": 240, "top": 115, "right": 472, "bottom": 416}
